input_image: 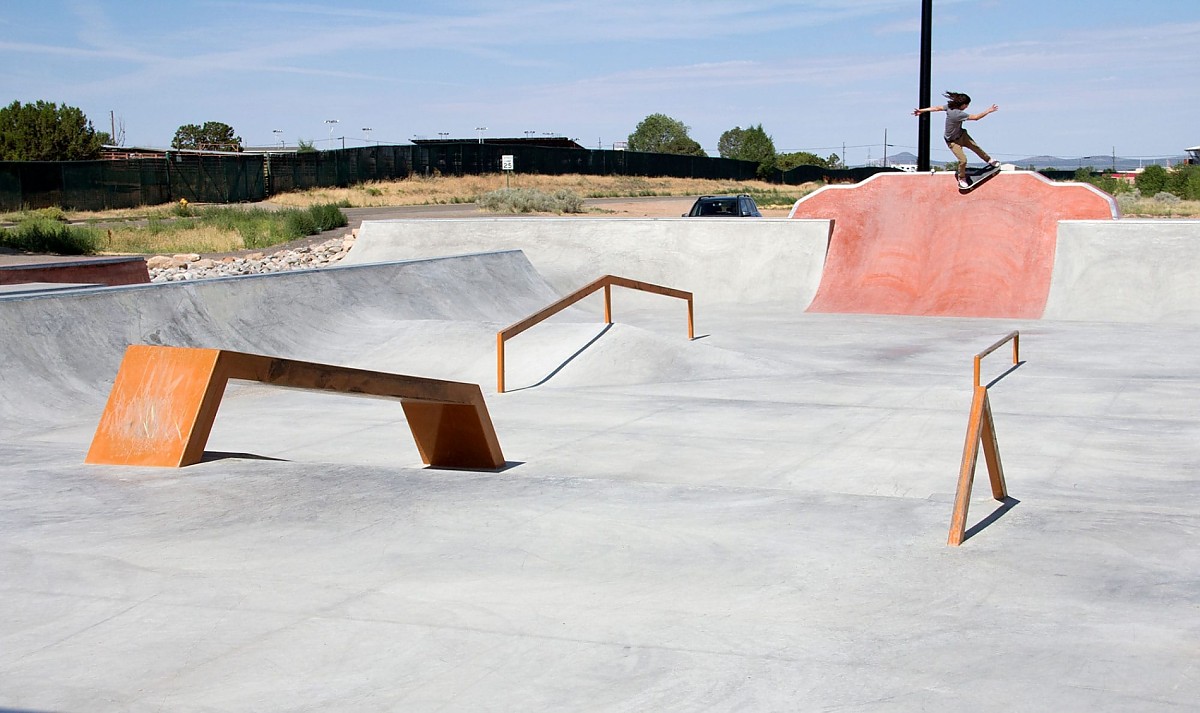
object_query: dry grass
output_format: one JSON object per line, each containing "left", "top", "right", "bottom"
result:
{"left": 1115, "top": 196, "right": 1200, "bottom": 218}
{"left": 265, "top": 174, "right": 820, "bottom": 210}
{"left": 0, "top": 175, "right": 822, "bottom": 227}
{"left": 96, "top": 224, "right": 247, "bottom": 255}
{"left": 65, "top": 204, "right": 181, "bottom": 222}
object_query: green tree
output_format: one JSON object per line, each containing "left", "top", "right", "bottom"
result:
{"left": 1166, "top": 164, "right": 1200, "bottom": 200}
{"left": 1186, "top": 166, "right": 1200, "bottom": 201}
{"left": 717, "top": 127, "right": 746, "bottom": 159}
{"left": 627, "top": 113, "right": 706, "bottom": 156}
{"left": 172, "top": 121, "right": 243, "bottom": 152}
{"left": 1135, "top": 164, "right": 1168, "bottom": 196}
{"left": 1072, "top": 166, "right": 1133, "bottom": 195}
{"left": 717, "top": 124, "right": 776, "bottom": 178}
{"left": 778, "top": 151, "right": 832, "bottom": 171}
{"left": 0, "top": 100, "right": 104, "bottom": 161}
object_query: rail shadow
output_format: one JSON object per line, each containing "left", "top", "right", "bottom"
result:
{"left": 961, "top": 496, "right": 1021, "bottom": 543}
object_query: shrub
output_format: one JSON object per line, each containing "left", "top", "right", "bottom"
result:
{"left": 1115, "top": 193, "right": 1139, "bottom": 213}
{"left": 307, "top": 202, "right": 349, "bottom": 232}
{"left": 284, "top": 209, "right": 318, "bottom": 238}
{"left": 23, "top": 206, "right": 68, "bottom": 223}
{"left": 1172, "top": 164, "right": 1200, "bottom": 201}
{"left": 0, "top": 218, "right": 99, "bottom": 254}
{"left": 476, "top": 187, "right": 584, "bottom": 214}
{"left": 188, "top": 203, "right": 347, "bottom": 249}
{"left": 1135, "top": 165, "right": 1168, "bottom": 196}
{"left": 1154, "top": 191, "right": 1181, "bottom": 204}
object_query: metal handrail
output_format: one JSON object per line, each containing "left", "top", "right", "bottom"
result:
{"left": 496, "top": 275, "right": 694, "bottom": 393}
{"left": 973, "top": 330, "right": 1019, "bottom": 388}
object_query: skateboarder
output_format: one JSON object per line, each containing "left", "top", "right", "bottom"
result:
{"left": 913, "top": 92, "right": 1000, "bottom": 189}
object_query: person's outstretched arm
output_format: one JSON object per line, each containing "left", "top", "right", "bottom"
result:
{"left": 968, "top": 104, "right": 999, "bottom": 121}
{"left": 912, "top": 105, "right": 946, "bottom": 116}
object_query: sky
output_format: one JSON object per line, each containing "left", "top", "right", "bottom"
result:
{"left": 2, "top": 0, "right": 1198, "bottom": 167}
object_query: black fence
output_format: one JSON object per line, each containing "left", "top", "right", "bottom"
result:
{"left": 2, "top": 142, "right": 895, "bottom": 212}
{"left": 780, "top": 164, "right": 902, "bottom": 184}
{"left": 0, "top": 154, "right": 264, "bottom": 211}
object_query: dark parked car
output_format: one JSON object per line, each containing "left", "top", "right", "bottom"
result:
{"left": 683, "top": 194, "right": 762, "bottom": 217}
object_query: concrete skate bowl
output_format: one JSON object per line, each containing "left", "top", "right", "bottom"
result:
{"left": 0, "top": 248, "right": 777, "bottom": 448}
{"left": 790, "top": 171, "right": 1118, "bottom": 319}
{"left": 0, "top": 251, "right": 566, "bottom": 437}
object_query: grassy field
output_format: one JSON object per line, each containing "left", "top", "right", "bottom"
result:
{"left": 263, "top": 173, "right": 821, "bottom": 210}
{"left": 1, "top": 175, "right": 820, "bottom": 255}
{"left": 1115, "top": 194, "right": 1200, "bottom": 218}
{"left": 0, "top": 203, "right": 347, "bottom": 256}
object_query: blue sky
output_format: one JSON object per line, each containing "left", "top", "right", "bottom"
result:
{"left": 3, "top": 0, "right": 1198, "bottom": 166}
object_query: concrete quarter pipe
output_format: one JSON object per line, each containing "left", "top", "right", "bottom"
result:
{"left": 791, "top": 171, "right": 1118, "bottom": 318}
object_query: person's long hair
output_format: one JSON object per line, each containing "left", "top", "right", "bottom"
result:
{"left": 944, "top": 91, "right": 971, "bottom": 109}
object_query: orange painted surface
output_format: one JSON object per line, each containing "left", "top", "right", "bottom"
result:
{"left": 791, "top": 172, "right": 1116, "bottom": 318}
{"left": 86, "top": 344, "right": 506, "bottom": 470}
{"left": 85, "top": 345, "right": 226, "bottom": 467}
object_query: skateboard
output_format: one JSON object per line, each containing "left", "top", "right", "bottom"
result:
{"left": 958, "top": 164, "right": 1001, "bottom": 193}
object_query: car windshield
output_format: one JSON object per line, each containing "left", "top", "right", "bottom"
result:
{"left": 697, "top": 199, "right": 738, "bottom": 216}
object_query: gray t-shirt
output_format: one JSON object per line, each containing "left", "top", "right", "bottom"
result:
{"left": 944, "top": 108, "right": 969, "bottom": 142}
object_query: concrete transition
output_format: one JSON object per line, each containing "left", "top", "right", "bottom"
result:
{"left": 344, "top": 217, "right": 830, "bottom": 308}
{"left": 791, "top": 171, "right": 1117, "bottom": 318}
{"left": 1045, "top": 219, "right": 1200, "bottom": 323}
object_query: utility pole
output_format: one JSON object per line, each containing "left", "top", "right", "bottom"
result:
{"left": 917, "top": 0, "right": 933, "bottom": 171}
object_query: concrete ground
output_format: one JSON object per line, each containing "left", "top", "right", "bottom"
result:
{"left": 1, "top": 212, "right": 1199, "bottom": 711}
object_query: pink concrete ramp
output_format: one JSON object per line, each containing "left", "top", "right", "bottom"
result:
{"left": 790, "top": 172, "right": 1117, "bottom": 318}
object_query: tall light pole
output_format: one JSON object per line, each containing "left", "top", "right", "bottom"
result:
{"left": 325, "top": 119, "right": 339, "bottom": 146}
{"left": 437, "top": 132, "right": 449, "bottom": 141}
{"left": 362, "top": 127, "right": 372, "bottom": 144}
{"left": 475, "top": 126, "right": 487, "bottom": 144}
{"left": 917, "top": 0, "right": 933, "bottom": 171}
{"left": 273, "top": 129, "right": 284, "bottom": 148}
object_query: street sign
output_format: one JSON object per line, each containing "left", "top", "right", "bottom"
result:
{"left": 501, "top": 155, "right": 514, "bottom": 171}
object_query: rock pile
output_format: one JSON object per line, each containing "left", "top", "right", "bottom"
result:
{"left": 147, "top": 234, "right": 356, "bottom": 282}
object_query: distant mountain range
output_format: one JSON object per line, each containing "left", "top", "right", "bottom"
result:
{"left": 871, "top": 151, "right": 1189, "bottom": 171}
